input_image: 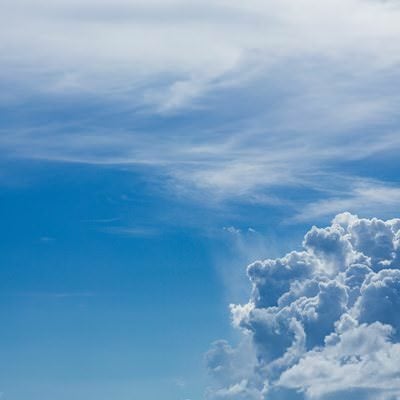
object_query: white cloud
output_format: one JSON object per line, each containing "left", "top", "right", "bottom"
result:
{"left": 207, "top": 213, "right": 400, "bottom": 399}
{"left": 3, "top": 0, "right": 400, "bottom": 93}
{"left": 279, "top": 322, "right": 400, "bottom": 399}
{"left": 2, "top": 0, "right": 400, "bottom": 215}
{"left": 293, "top": 181, "right": 400, "bottom": 222}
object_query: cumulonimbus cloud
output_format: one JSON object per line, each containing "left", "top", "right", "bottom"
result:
{"left": 206, "top": 213, "right": 400, "bottom": 399}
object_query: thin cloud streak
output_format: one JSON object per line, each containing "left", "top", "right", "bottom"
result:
{"left": 294, "top": 181, "right": 400, "bottom": 222}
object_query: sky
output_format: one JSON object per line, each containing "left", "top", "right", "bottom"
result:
{"left": 1, "top": 1, "right": 400, "bottom": 399}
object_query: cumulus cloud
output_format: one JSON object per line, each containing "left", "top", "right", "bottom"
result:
{"left": 279, "top": 321, "right": 400, "bottom": 399}
{"left": 206, "top": 213, "right": 400, "bottom": 399}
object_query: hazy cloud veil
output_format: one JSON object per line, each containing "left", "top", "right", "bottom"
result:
{"left": 206, "top": 213, "right": 400, "bottom": 399}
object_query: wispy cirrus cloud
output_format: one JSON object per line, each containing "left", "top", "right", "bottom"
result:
{"left": 294, "top": 181, "right": 400, "bottom": 222}
{"left": 99, "top": 226, "right": 159, "bottom": 237}
{"left": 2, "top": 0, "right": 400, "bottom": 220}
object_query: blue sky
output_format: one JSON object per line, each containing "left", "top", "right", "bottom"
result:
{"left": 1, "top": 1, "right": 400, "bottom": 399}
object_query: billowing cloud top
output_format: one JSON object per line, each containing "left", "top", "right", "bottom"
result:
{"left": 206, "top": 213, "right": 400, "bottom": 399}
